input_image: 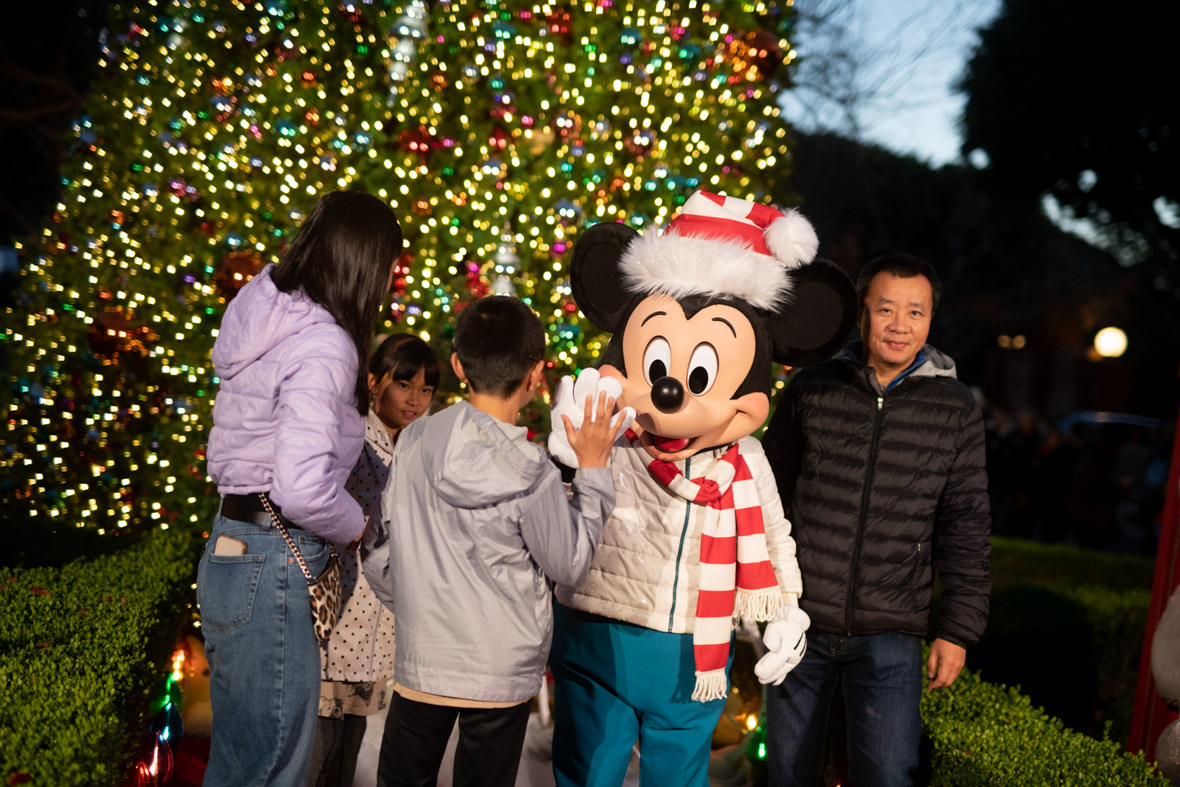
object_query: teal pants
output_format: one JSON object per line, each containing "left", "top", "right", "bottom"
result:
{"left": 550, "top": 603, "right": 733, "bottom": 787}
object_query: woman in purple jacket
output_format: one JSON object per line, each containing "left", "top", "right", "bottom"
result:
{"left": 197, "top": 190, "right": 402, "bottom": 787}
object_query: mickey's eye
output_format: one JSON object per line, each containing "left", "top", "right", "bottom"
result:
{"left": 687, "top": 343, "right": 718, "bottom": 395}
{"left": 643, "top": 337, "right": 671, "bottom": 385}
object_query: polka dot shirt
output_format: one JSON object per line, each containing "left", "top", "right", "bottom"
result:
{"left": 317, "top": 410, "right": 397, "bottom": 716}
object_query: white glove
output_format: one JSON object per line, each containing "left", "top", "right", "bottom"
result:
{"left": 754, "top": 605, "right": 811, "bottom": 686}
{"left": 546, "top": 368, "right": 634, "bottom": 467}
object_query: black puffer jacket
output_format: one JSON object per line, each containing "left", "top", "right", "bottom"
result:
{"left": 761, "top": 344, "right": 990, "bottom": 647}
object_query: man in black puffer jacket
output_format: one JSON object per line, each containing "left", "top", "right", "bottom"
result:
{"left": 760, "top": 253, "right": 990, "bottom": 787}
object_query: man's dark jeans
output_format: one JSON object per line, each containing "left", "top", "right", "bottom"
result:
{"left": 766, "top": 631, "right": 923, "bottom": 787}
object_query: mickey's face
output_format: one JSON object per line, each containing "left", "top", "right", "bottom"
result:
{"left": 601, "top": 293, "right": 769, "bottom": 462}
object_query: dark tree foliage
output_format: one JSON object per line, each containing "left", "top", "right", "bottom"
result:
{"left": 0, "top": 1, "right": 109, "bottom": 242}
{"left": 782, "top": 132, "right": 1180, "bottom": 418}
{"left": 0, "top": 0, "right": 110, "bottom": 311}
{"left": 959, "top": 0, "right": 1178, "bottom": 277}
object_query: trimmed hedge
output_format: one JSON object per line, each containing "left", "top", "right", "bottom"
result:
{"left": 978, "top": 537, "right": 1154, "bottom": 744}
{"left": 0, "top": 530, "right": 1162, "bottom": 785}
{"left": 0, "top": 527, "right": 201, "bottom": 787}
{"left": 922, "top": 666, "right": 1166, "bottom": 785}
{"left": 989, "top": 535, "right": 1155, "bottom": 593}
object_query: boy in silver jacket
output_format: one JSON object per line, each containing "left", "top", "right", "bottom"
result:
{"left": 363, "top": 295, "right": 632, "bottom": 787}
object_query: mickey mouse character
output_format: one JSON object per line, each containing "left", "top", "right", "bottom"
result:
{"left": 546, "top": 191, "right": 856, "bottom": 786}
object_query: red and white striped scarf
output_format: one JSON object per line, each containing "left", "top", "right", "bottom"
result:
{"left": 629, "top": 432, "right": 783, "bottom": 701}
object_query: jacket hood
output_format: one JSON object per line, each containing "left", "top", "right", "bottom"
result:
{"left": 839, "top": 340, "right": 958, "bottom": 380}
{"left": 913, "top": 345, "right": 958, "bottom": 379}
{"left": 211, "top": 264, "right": 337, "bottom": 377}
{"left": 404, "top": 401, "right": 549, "bottom": 509}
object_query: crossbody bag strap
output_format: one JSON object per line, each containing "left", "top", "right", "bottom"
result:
{"left": 258, "top": 493, "right": 328, "bottom": 585}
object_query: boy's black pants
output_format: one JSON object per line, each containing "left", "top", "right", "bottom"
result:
{"left": 377, "top": 690, "right": 531, "bottom": 787}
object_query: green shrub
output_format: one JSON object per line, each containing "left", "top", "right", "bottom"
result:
{"left": 976, "top": 537, "right": 1154, "bottom": 744}
{"left": 0, "top": 527, "right": 201, "bottom": 787}
{"left": 989, "top": 536, "right": 1155, "bottom": 593}
{"left": 921, "top": 667, "right": 1166, "bottom": 786}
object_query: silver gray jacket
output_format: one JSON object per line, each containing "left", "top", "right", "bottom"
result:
{"left": 362, "top": 400, "right": 614, "bottom": 703}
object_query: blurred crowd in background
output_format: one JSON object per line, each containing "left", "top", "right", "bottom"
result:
{"left": 981, "top": 399, "right": 1173, "bottom": 556}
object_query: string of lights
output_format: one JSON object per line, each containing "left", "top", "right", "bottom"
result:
{"left": 2, "top": 0, "right": 800, "bottom": 537}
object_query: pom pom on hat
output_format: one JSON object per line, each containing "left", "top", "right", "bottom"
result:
{"left": 619, "top": 191, "right": 818, "bottom": 311}
{"left": 765, "top": 208, "right": 819, "bottom": 270}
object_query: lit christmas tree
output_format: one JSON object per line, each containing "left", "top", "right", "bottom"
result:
{"left": 3, "top": 0, "right": 801, "bottom": 536}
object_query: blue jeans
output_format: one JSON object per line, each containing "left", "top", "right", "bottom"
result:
{"left": 550, "top": 604, "right": 733, "bottom": 787}
{"left": 197, "top": 513, "right": 331, "bottom": 787}
{"left": 766, "top": 631, "right": 922, "bottom": 787}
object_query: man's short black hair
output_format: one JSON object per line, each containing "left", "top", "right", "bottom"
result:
{"left": 454, "top": 296, "right": 546, "bottom": 398}
{"left": 856, "top": 253, "right": 942, "bottom": 318}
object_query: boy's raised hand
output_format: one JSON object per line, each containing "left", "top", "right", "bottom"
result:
{"left": 563, "top": 389, "right": 632, "bottom": 469}
{"left": 547, "top": 368, "right": 634, "bottom": 467}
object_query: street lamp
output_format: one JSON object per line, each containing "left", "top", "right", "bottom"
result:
{"left": 1093, "top": 326, "right": 1127, "bottom": 358}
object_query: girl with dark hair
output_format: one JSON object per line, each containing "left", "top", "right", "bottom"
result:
{"left": 270, "top": 191, "right": 406, "bottom": 414}
{"left": 198, "top": 190, "right": 403, "bottom": 786}
{"left": 308, "top": 334, "right": 439, "bottom": 787}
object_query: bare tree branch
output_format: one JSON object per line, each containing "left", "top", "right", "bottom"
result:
{"left": 784, "top": 0, "right": 993, "bottom": 147}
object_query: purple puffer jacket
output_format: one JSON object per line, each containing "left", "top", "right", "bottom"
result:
{"left": 206, "top": 264, "right": 365, "bottom": 543}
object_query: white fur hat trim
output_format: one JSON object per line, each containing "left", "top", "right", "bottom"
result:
{"left": 618, "top": 191, "right": 819, "bottom": 312}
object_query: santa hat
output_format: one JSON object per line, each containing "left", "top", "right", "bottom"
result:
{"left": 620, "top": 191, "right": 818, "bottom": 312}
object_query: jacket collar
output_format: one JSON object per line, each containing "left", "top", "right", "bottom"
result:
{"left": 838, "top": 340, "right": 958, "bottom": 393}
{"left": 364, "top": 409, "right": 397, "bottom": 461}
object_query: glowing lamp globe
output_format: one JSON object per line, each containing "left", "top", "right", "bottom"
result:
{"left": 1094, "top": 327, "right": 1127, "bottom": 358}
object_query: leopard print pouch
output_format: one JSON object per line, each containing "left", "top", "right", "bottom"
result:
{"left": 307, "top": 552, "right": 341, "bottom": 642}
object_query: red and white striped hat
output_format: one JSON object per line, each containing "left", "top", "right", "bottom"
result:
{"left": 620, "top": 190, "right": 819, "bottom": 311}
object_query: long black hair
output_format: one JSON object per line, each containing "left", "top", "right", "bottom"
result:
{"left": 271, "top": 191, "right": 403, "bottom": 415}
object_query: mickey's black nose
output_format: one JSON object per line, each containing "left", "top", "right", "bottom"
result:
{"left": 651, "top": 377, "right": 685, "bottom": 414}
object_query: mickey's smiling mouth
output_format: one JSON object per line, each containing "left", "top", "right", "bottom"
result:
{"left": 642, "top": 432, "right": 692, "bottom": 453}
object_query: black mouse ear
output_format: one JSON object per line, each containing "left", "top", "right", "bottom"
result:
{"left": 769, "top": 258, "right": 858, "bottom": 366}
{"left": 571, "top": 222, "right": 641, "bottom": 333}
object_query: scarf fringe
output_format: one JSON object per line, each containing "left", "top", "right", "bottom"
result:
{"left": 692, "top": 669, "right": 728, "bottom": 703}
{"left": 735, "top": 588, "right": 784, "bottom": 623}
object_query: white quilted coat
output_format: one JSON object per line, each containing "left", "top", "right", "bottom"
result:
{"left": 556, "top": 435, "right": 802, "bottom": 633}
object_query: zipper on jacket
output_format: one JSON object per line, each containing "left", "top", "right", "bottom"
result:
{"left": 668, "top": 456, "right": 692, "bottom": 632}
{"left": 845, "top": 389, "right": 885, "bottom": 634}
{"left": 909, "top": 542, "right": 923, "bottom": 610}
